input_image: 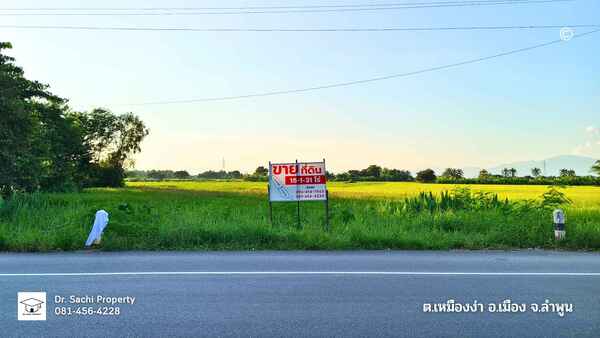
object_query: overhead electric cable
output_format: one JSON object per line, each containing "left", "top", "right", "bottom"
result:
{"left": 0, "top": 0, "right": 575, "bottom": 16}
{"left": 113, "top": 28, "right": 599, "bottom": 106}
{"left": 1, "top": 24, "right": 598, "bottom": 32}
{"left": 0, "top": 0, "right": 573, "bottom": 11}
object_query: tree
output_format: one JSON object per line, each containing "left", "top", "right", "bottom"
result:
{"left": 478, "top": 169, "right": 491, "bottom": 179}
{"left": 71, "top": 109, "right": 149, "bottom": 168}
{"left": 416, "top": 169, "right": 436, "bottom": 183}
{"left": 0, "top": 42, "right": 149, "bottom": 193}
{"left": 361, "top": 165, "right": 382, "bottom": 178}
{"left": 0, "top": 41, "right": 83, "bottom": 196}
{"left": 592, "top": 160, "right": 600, "bottom": 176}
{"left": 335, "top": 172, "right": 351, "bottom": 181}
{"left": 531, "top": 167, "right": 542, "bottom": 178}
{"left": 228, "top": 170, "right": 242, "bottom": 179}
{"left": 36, "top": 105, "right": 91, "bottom": 191}
{"left": 441, "top": 168, "right": 464, "bottom": 180}
{"left": 148, "top": 170, "right": 173, "bottom": 180}
{"left": 70, "top": 109, "right": 149, "bottom": 187}
{"left": 125, "top": 170, "right": 146, "bottom": 179}
{"left": 347, "top": 170, "right": 361, "bottom": 179}
{"left": 254, "top": 166, "right": 268, "bottom": 177}
{"left": 197, "top": 170, "right": 226, "bottom": 179}
{"left": 174, "top": 170, "right": 191, "bottom": 179}
{"left": 325, "top": 171, "right": 335, "bottom": 180}
{"left": 559, "top": 169, "right": 576, "bottom": 178}
{"left": 381, "top": 168, "right": 413, "bottom": 181}
{"left": 502, "top": 168, "right": 517, "bottom": 178}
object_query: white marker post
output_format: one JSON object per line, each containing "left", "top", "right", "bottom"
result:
{"left": 85, "top": 210, "right": 109, "bottom": 247}
{"left": 553, "top": 209, "right": 566, "bottom": 240}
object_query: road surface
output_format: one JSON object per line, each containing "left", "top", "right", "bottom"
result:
{"left": 1, "top": 250, "right": 599, "bottom": 337}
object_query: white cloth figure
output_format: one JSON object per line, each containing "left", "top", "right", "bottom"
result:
{"left": 85, "top": 210, "right": 109, "bottom": 247}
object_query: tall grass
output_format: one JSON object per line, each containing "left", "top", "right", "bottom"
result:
{"left": 0, "top": 183, "right": 599, "bottom": 252}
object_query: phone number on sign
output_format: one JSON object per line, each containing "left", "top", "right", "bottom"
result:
{"left": 54, "top": 306, "right": 121, "bottom": 316}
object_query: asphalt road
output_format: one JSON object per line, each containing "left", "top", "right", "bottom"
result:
{"left": 1, "top": 250, "right": 600, "bottom": 337}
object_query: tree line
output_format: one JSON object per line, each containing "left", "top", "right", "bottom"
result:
{"left": 126, "top": 167, "right": 271, "bottom": 181}
{"left": 131, "top": 162, "right": 600, "bottom": 186}
{"left": 127, "top": 170, "right": 243, "bottom": 181}
{"left": 0, "top": 42, "right": 149, "bottom": 198}
{"left": 127, "top": 165, "right": 414, "bottom": 183}
{"left": 420, "top": 165, "right": 600, "bottom": 185}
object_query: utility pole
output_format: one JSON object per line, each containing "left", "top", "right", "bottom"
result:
{"left": 543, "top": 160, "right": 547, "bottom": 176}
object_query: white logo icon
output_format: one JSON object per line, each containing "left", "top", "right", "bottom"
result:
{"left": 18, "top": 292, "right": 47, "bottom": 321}
{"left": 560, "top": 27, "right": 574, "bottom": 41}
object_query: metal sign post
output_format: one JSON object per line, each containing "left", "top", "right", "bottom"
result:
{"left": 268, "top": 161, "right": 273, "bottom": 226}
{"left": 325, "top": 189, "right": 330, "bottom": 231}
{"left": 296, "top": 159, "right": 301, "bottom": 229}
{"left": 323, "top": 158, "right": 330, "bottom": 231}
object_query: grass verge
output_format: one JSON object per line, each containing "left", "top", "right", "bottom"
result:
{"left": 0, "top": 183, "right": 599, "bottom": 251}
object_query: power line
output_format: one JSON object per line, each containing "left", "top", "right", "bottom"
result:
{"left": 115, "top": 28, "right": 599, "bottom": 106}
{"left": 0, "top": 0, "right": 575, "bottom": 16}
{"left": 0, "top": 0, "right": 572, "bottom": 11}
{"left": 2, "top": 24, "right": 598, "bottom": 33}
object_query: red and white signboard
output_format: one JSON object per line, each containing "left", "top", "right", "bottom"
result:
{"left": 269, "top": 161, "right": 327, "bottom": 202}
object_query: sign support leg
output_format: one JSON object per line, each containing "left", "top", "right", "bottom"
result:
{"left": 268, "top": 161, "right": 274, "bottom": 227}
{"left": 296, "top": 159, "right": 301, "bottom": 229}
{"left": 325, "top": 189, "right": 330, "bottom": 231}
{"left": 297, "top": 201, "right": 301, "bottom": 229}
{"left": 268, "top": 183, "right": 273, "bottom": 226}
{"left": 269, "top": 201, "right": 273, "bottom": 226}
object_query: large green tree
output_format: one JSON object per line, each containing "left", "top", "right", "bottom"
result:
{"left": 0, "top": 42, "right": 85, "bottom": 195}
{"left": 1, "top": 42, "right": 149, "bottom": 195}
{"left": 254, "top": 166, "right": 268, "bottom": 176}
{"left": 361, "top": 165, "right": 382, "bottom": 178}
{"left": 592, "top": 160, "right": 600, "bottom": 176}
{"left": 441, "top": 168, "right": 464, "bottom": 180}
{"left": 70, "top": 108, "right": 149, "bottom": 186}
{"left": 559, "top": 168, "right": 576, "bottom": 178}
{"left": 478, "top": 169, "right": 491, "bottom": 179}
{"left": 416, "top": 169, "right": 437, "bottom": 183}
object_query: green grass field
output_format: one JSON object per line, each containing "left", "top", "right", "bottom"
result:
{"left": 1, "top": 181, "right": 599, "bottom": 252}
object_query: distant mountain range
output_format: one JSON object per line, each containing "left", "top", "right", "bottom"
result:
{"left": 433, "top": 155, "right": 598, "bottom": 178}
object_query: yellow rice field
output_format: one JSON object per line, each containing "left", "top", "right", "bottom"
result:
{"left": 127, "top": 181, "right": 600, "bottom": 208}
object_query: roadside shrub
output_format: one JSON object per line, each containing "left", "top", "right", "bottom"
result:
{"left": 396, "top": 188, "right": 509, "bottom": 214}
{"left": 540, "top": 186, "right": 572, "bottom": 210}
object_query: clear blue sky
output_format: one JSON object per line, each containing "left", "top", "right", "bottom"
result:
{"left": 2, "top": 0, "right": 599, "bottom": 173}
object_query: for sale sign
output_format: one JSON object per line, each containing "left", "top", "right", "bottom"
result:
{"left": 269, "top": 161, "right": 327, "bottom": 201}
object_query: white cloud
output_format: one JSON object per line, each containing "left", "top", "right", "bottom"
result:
{"left": 586, "top": 125, "right": 599, "bottom": 136}
{"left": 572, "top": 126, "right": 600, "bottom": 157}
